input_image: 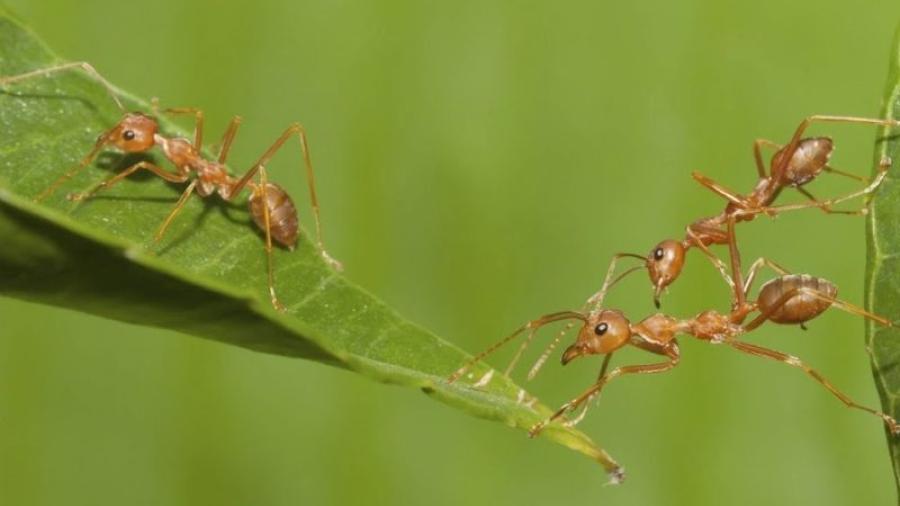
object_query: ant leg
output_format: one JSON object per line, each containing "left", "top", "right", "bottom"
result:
{"left": 563, "top": 353, "right": 614, "bottom": 428}
{"left": 737, "top": 157, "right": 891, "bottom": 218}
{"left": 791, "top": 164, "right": 873, "bottom": 214}
{"left": 227, "top": 123, "right": 341, "bottom": 270}
{"left": 795, "top": 187, "right": 866, "bottom": 216}
{"left": 68, "top": 161, "right": 188, "bottom": 202}
{"left": 753, "top": 138, "right": 782, "bottom": 177}
{"left": 772, "top": 115, "right": 900, "bottom": 178}
{"left": 447, "top": 311, "right": 586, "bottom": 384}
{"left": 724, "top": 214, "right": 746, "bottom": 308}
{"left": 691, "top": 171, "right": 747, "bottom": 206}
{"left": 154, "top": 180, "right": 198, "bottom": 243}
{"left": 217, "top": 116, "right": 243, "bottom": 164}
{"left": 743, "top": 287, "right": 893, "bottom": 332}
{"left": 741, "top": 257, "right": 791, "bottom": 297}
{"left": 529, "top": 350, "right": 680, "bottom": 437}
{"left": 795, "top": 287, "right": 893, "bottom": 327}
{"left": 526, "top": 320, "right": 579, "bottom": 380}
{"left": 685, "top": 226, "right": 736, "bottom": 293}
{"left": 34, "top": 131, "right": 114, "bottom": 202}
{"left": 154, "top": 104, "right": 205, "bottom": 150}
{"left": 0, "top": 62, "right": 125, "bottom": 111}
{"left": 257, "top": 166, "right": 285, "bottom": 312}
{"left": 726, "top": 339, "right": 899, "bottom": 434}
{"left": 504, "top": 326, "right": 542, "bottom": 378}
{"left": 823, "top": 164, "right": 868, "bottom": 183}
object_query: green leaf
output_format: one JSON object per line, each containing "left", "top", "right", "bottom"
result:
{"left": 0, "top": 10, "right": 623, "bottom": 479}
{"left": 867, "top": 20, "right": 900, "bottom": 494}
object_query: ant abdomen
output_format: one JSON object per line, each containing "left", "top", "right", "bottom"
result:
{"left": 774, "top": 137, "right": 833, "bottom": 187}
{"left": 249, "top": 182, "right": 299, "bottom": 249}
{"left": 757, "top": 274, "right": 837, "bottom": 324}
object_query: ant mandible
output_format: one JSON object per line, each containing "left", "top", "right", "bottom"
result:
{"left": 597, "top": 116, "right": 898, "bottom": 309}
{"left": 0, "top": 62, "right": 342, "bottom": 311}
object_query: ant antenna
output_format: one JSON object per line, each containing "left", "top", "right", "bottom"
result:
{"left": 585, "top": 253, "right": 645, "bottom": 312}
{"left": 527, "top": 321, "right": 578, "bottom": 380}
{"left": 528, "top": 263, "right": 642, "bottom": 380}
{"left": 448, "top": 311, "right": 585, "bottom": 384}
{"left": 0, "top": 62, "right": 126, "bottom": 112}
{"left": 504, "top": 325, "right": 541, "bottom": 377}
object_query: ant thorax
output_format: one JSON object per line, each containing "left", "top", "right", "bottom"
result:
{"left": 632, "top": 313, "right": 680, "bottom": 345}
{"left": 155, "top": 135, "right": 196, "bottom": 168}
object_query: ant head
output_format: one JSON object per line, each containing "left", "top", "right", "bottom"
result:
{"left": 108, "top": 113, "right": 158, "bottom": 152}
{"left": 561, "top": 309, "right": 631, "bottom": 365}
{"left": 645, "top": 239, "right": 685, "bottom": 308}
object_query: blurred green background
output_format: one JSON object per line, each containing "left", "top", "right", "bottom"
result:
{"left": 1, "top": 1, "right": 899, "bottom": 504}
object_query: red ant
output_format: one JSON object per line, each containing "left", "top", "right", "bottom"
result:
{"left": 0, "top": 62, "right": 341, "bottom": 311}
{"left": 597, "top": 116, "right": 898, "bottom": 309}
{"left": 448, "top": 221, "right": 898, "bottom": 451}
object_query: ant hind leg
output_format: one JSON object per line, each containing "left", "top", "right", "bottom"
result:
{"left": 227, "top": 123, "right": 342, "bottom": 271}
{"left": 258, "top": 166, "right": 286, "bottom": 312}
{"left": 726, "top": 339, "right": 900, "bottom": 434}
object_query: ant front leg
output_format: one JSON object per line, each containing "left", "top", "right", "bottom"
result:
{"left": 529, "top": 349, "right": 679, "bottom": 437}
{"left": 685, "top": 225, "right": 736, "bottom": 293}
{"left": 562, "top": 354, "right": 614, "bottom": 428}
{"left": 34, "top": 131, "right": 114, "bottom": 202}
{"left": 726, "top": 339, "right": 900, "bottom": 434}
{"left": 152, "top": 101, "right": 205, "bottom": 151}
{"left": 723, "top": 214, "right": 746, "bottom": 308}
{"left": 68, "top": 161, "right": 188, "bottom": 202}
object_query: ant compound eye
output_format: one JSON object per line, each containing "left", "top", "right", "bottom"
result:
{"left": 594, "top": 322, "right": 608, "bottom": 336}
{"left": 123, "top": 130, "right": 135, "bottom": 141}
{"left": 654, "top": 247, "right": 665, "bottom": 261}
